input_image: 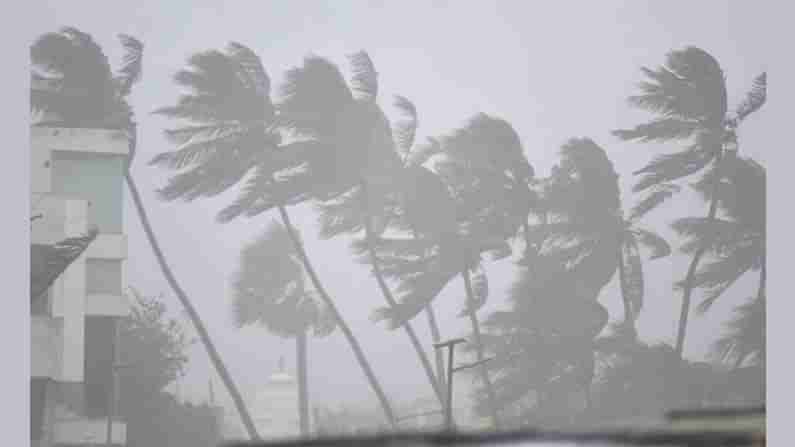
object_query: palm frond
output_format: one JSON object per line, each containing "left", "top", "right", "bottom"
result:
{"left": 225, "top": 42, "right": 271, "bottom": 98}
{"left": 624, "top": 47, "right": 727, "bottom": 125}
{"left": 628, "top": 183, "right": 681, "bottom": 220}
{"left": 347, "top": 50, "right": 378, "bottom": 101}
{"left": 372, "top": 259, "right": 459, "bottom": 329}
{"left": 612, "top": 118, "right": 701, "bottom": 142}
{"left": 711, "top": 297, "right": 765, "bottom": 367}
{"left": 632, "top": 228, "right": 671, "bottom": 260}
{"left": 393, "top": 95, "right": 418, "bottom": 158}
{"left": 632, "top": 142, "right": 715, "bottom": 192}
{"left": 116, "top": 34, "right": 143, "bottom": 96}
{"left": 734, "top": 73, "right": 766, "bottom": 123}
{"left": 690, "top": 245, "right": 759, "bottom": 314}
{"left": 277, "top": 55, "right": 354, "bottom": 138}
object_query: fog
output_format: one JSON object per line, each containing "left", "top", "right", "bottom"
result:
{"left": 29, "top": 0, "right": 772, "bottom": 440}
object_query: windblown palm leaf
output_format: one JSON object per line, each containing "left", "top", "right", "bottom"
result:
{"left": 614, "top": 46, "right": 766, "bottom": 216}
{"left": 30, "top": 226, "right": 99, "bottom": 303}
{"left": 31, "top": 27, "right": 130, "bottom": 127}
{"left": 711, "top": 296, "right": 765, "bottom": 367}
{"left": 672, "top": 157, "right": 765, "bottom": 313}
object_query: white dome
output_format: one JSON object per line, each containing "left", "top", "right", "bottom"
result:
{"left": 267, "top": 371, "right": 295, "bottom": 385}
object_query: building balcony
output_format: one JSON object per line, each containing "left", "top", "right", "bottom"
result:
{"left": 52, "top": 417, "right": 126, "bottom": 446}
{"left": 30, "top": 195, "right": 89, "bottom": 245}
{"left": 31, "top": 315, "right": 63, "bottom": 380}
{"left": 31, "top": 126, "right": 129, "bottom": 156}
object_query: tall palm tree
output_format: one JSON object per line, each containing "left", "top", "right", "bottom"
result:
{"left": 30, "top": 28, "right": 261, "bottom": 439}
{"left": 286, "top": 56, "right": 446, "bottom": 406}
{"left": 475, "top": 256, "right": 610, "bottom": 429}
{"left": 364, "top": 114, "right": 535, "bottom": 429}
{"left": 540, "top": 139, "right": 671, "bottom": 335}
{"left": 151, "top": 45, "right": 397, "bottom": 426}
{"left": 231, "top": 221, "right": 336, "bottom": 436}
{"left": 613, "top": 46, "right": 767, "bottom": 357}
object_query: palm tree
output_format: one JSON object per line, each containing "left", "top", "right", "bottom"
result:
{"left": 151, "top": 45, "right": 397, "bottom": 426}
{"left": 475, "top": 256, "right": 609, "bottom": 429}
{"left": 613, "top": 46, "right": 767, "bottom": 357}
{"left": 30, "top": 28, "right": 261, "bottom": 439}
{"left": 231, "top": 221, "right": 336, "bottom": 436}
{"left": 286, "top": 56, "right": 446, "bottom": 406}
{"left": 363, "top": 114, "right": 535, "bottom": 429}
{"left": 540, "top": 139, "right": 671, "bottom": 335}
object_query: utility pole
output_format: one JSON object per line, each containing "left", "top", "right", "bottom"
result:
{"left": 105, "top": 319, "right": 120, "bottom": 447}
{"left": 433, "top": 338, "right": 495, "bottom": 432}
{"left": 433, "top": 338, "right": 465, "bottom": 431}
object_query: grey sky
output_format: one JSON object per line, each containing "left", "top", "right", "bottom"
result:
{"left": 29, "top": 0, "right": 770, "bottom": 413}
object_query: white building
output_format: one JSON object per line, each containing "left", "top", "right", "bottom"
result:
{"left": 31, "top": 125, "right": 131, "bottom": 446}
{"left": 251, "top": 358, "right": 301, "bottom": 440}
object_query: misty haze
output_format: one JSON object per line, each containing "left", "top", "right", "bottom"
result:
{"left": 28, "top": 2, "right": 767, "bottom": 446}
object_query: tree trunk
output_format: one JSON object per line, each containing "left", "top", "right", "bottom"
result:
{"left": 296, "top": 331, "right": 309, "bottom": 437}
{"left": 360, "top": 182, "right": 445, "bottom": 406}
{"left": 616, "top": 243, "right": 634, "bottom": 333}
{"left": 125, "top": 171, "right": 260, "bottom": 440}
{"left": 425, "top": 304, "right": 447, "bottom": 389}
{"left": 676, "top": 153, "right": 724, "bottom": 358}
{"left": 276, "top": 205, "right": 397, "bottom": 428}
{"left": 462, "top": 269, "right": 501, "bottom": 430}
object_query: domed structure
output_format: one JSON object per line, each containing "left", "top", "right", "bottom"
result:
{"left": 251, "top": 357, "right": 300, "bottom": 440}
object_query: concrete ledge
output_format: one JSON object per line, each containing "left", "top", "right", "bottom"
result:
{"left": 32, "top": 126, "right": 129, "bottom": 156}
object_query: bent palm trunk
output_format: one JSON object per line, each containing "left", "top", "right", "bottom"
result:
{"left": 361, "top": 182, "right": 445, "bottom": 406}
{"left": 425, "top": 304, "right": 447, "bottom": 389}
{"left": 462, "top": 269, "right": 501, "bottom": 430}
{"left": 277, "top": 205, "right": 397, "bottom": 427}
{"left": 125, "top": 170, "right": 260, "bottom": 440}
{"left": 675, "top": 153, "right": 724, "bottom": 358}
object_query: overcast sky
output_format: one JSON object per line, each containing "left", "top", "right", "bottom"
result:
{"left": 29, "top": 0, "right": 771, "bottom": 415}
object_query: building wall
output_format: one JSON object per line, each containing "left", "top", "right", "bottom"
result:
{"left": 31, "top": 125, "right": 131, "bottom": 446}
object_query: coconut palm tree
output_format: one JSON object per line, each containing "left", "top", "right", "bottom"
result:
{"left": 152, "top": 45, "right": 397, "bottom": 426}
{"left": 613, "top": 46, "right": 767, "bottom": 357}
{"left": 284, "top": 57, "right": 445, "bottom": 406}
{"left": 30, "top": 28, "right": 262, "bottom": 439}
{"left": 672, "top": 157, "right": 765, "bottom": 316}
{"left": 231, "top": 220, "right": 336, "bottom": 436}
{"left": 475, "top": 256, "right": 609, "bottom": 429}
{"left": 361, "top": 114, "right": 534, "bottom": 429}
{"left": 539, "top": 139, "right": 671, "bottom": 335}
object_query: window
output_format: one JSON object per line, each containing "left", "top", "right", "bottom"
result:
{"left": 50, "top": 150, "right": 125, "bottom": 233}
{"left": 86, "top": 259, "right": 122, "bottom": 295}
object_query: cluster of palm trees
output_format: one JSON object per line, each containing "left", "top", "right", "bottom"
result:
{"left": 30, "top": 28, "right": 766, "bottom": 438}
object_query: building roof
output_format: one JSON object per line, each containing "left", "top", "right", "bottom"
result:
{"left": 30, "top": 228, "right": 98, "bottom": 302}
